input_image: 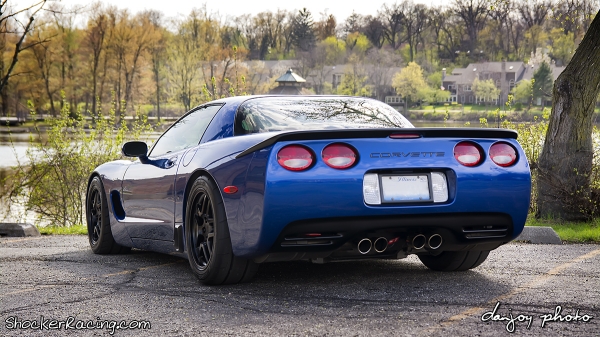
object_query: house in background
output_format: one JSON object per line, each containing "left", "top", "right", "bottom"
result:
{"left": 442, "top": 61, "right": 565, "bottom": 107}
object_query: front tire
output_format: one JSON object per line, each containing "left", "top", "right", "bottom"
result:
{"left": 185, "top": 176, "right": 258, "bottom": 285}
{"left": 418, "top": 250, "right": 489, "bottom": 271}
{"left": 86, "top": 177, "right": 130, "bottom": 254}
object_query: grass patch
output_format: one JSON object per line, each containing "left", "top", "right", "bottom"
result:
{"left": 526, "top": 218, "right": 600, "bottom": 243}
{"left": 37, "top": 224, "right": 87, "bottom": 235}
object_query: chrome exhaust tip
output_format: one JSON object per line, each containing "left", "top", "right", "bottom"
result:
{"left": 358, "top": 238, "right": 372, "bottom": 254}
{"left": 412, "top": 234, "right": 426, "bottom": 250}
{"left": 428, "top": 234, "right": 443, "bottom": 250}
{"left": 373, "top": 237, "right": 388, "bottom": 253}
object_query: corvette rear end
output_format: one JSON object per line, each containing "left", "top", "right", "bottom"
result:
{"left": 229, "top": 128, "right": 530, "bottom": 270}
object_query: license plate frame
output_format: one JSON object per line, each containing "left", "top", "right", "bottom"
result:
{"left": 379, "top": 173, "right": 433, "bottom": 203}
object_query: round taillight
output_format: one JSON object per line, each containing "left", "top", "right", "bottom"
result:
{"left": 277, "top": 145, "right": 314, "bottom": 171}
{"left": 454, "top": 141, "right": 483, "bottom": 166}
{"left": 489, "top": 142, "right": 517, "bottom": 167}
{"left": 322, "top": 143, "right": 358, "bottom": 169}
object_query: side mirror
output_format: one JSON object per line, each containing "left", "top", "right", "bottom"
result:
{"left": 122, "top": 141, "right": 148, "bottom": 160}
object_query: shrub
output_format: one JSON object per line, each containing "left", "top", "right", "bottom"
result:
{"left": 423, "top": 111, "right": 433, "bottom": 120}
{"left": 514, "top": 102, "right": 523, "bottom": 111}
{"left": 1, "top": 93, "right": 153, "bottom": 227}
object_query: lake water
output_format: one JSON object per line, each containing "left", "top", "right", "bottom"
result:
{"left": 0, "top": 142, "right": 30, "bottom": 168}
{"left": 0, "top": 122, "right": 466, "bottom": 168}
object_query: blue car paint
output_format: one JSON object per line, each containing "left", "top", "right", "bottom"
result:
{"left": 227, "top": 137, "right": 530, "bottom": 258}
{"left": 90, "top": 95, "right": 531, "bottom": 260}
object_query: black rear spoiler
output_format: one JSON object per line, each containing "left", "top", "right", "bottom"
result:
{"left": 235, "top": 128, "right": 518, "bottom": 158}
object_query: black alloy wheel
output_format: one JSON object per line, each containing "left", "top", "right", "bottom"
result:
{"left": 88, "top": 187, "right": 103, "bottom": 246}
{"left": 190, "top": 191, "right": 215, "bottom": 269}
{"left": 86, "top": 177, "right": 130, "bottom": 254}
{"left": 185, "top": 176, "right": 258, "bottom": 285}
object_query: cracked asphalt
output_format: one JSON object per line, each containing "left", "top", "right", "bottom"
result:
{"left": 0, "top": 235, "right": 599, "bottom": 336}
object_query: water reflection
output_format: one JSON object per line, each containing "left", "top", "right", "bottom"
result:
{"left": 0, "top": 142, "right": 29, "bottom": 167}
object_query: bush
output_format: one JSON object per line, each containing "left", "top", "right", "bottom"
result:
{"left": 1, "top": 94, "right": 153, "bottom": 227}
{"left": 423, "top": 111, "right": 433, "bottom": 120}
{"left": 432, "top": 111, "right": 447, "bottom": 120}
{"left": 514, "top": 102, "right": 523, "bottom": 111}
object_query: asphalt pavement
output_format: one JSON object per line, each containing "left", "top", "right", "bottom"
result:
{"left": 0, "top": 235, "right": 598, "bottom": 336}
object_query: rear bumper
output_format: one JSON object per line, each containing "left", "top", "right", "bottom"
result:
{"left": 274, "top": 212, "right": 513, "bottom": 252}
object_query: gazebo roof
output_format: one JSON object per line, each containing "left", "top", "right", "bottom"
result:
{"left": 275, "top": 68, "right": 306, "bottom": 83}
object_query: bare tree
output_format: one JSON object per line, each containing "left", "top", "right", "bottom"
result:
{"left": 451, "top": 0, "right": 489, "bottom": 55}
{"left": 362, "top": 15, "right": 386, "bottom": 49}
{"left": 0, "top": 0, "right": 48, "bottom": 115}
{"left": 379, "top": 2, "right": 405, "bottom": 50}
{"left": 517, "top": 0, "right": 552, "bottom": 29}
{"left": 84, "top": 3, "right": 108, "bottom": 116}
{"left": 429, "top": 6, "right": 464, "bottom": 61}
{"left": 403, "top": 2, "right": 429, "bottom": 62}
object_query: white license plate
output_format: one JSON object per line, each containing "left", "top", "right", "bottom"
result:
{"left": 380, "top": 174, "right": 431, "bottom": 202}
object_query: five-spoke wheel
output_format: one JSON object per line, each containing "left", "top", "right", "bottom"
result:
{"left": 86, "top": 177, "right": 130, "bottom": 254}
{"left": 185, "top": 176, "right": 257, "bottom": 284}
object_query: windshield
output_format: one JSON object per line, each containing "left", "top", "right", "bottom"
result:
{"left": 235, "top": 96, "right": 413, "bottom": 135}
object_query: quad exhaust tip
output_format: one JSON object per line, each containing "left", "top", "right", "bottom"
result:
{"left": 358, "top": 238, "right": 372, "bottom": 254}
{"left": 412, "top": 234, "right": 426, "bottom": 250}
{"left": 373, "top": 237, "right": 388, "bottom": 253}
{"left": 428, "top": 234, "right": 443, "bottom": 249}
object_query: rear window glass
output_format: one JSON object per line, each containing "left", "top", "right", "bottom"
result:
{"left": 235, "top": 96, "right": 413, "bottom": 135}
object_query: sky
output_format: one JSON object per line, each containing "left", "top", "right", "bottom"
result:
{"left": 55, "top": 0, "right": 446, "bottom": 22}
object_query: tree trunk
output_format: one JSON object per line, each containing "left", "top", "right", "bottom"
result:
{"left": 537, "top": 10, "right": 600, "bottom": 221}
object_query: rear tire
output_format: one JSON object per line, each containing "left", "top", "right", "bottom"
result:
{"left": 418, "top": 250, "right": 489, "bottom": 271}
{"left": 185, "top": 176, "right": 258, "bottom": 285}
{"left": 86, "top": 177, "right": 130, "bottom": 254}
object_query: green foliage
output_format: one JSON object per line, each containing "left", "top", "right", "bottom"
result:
{"left": 514, "top": 102, "right": 523, "bottom": 111}
{"left": 1, "top": 92, "right": 153, "bottom": 227}
{"left": 549, "top": 28, "right": 575, "bottom": 65}
{"left": 38, "top": 224, "right": 88, "bottom": 235}
{"left": 322, "top": 36, "right": 346, "bottom": 64}
{"left": 291, "top": 8, "right": 316, "bottom": 52}
{"left": 335, "top": 72, "right": 371, "bottom": 96}
{"left": 512, "top": 79, "right": 533, "bottom": 104}
{"left": 526, "top": 218, "right": 600, "bottom": 243}
{"left": 532, "top": 62, "right": 553, "bottom": 101}
{"left": 472, "top": 78, "right": 500, "bottom": 103}
{"left": 392, "top": 62, "right": 427, "bottom": 106}
{"left": 417, "top": 86, "right": 450, "bottom": 105}
{"left": 345, "top": 32, "right": 370, "bottom": 54}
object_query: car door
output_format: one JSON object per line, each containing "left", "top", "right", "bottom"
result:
{"left": 121, "top": 104, "right": 223, "bottom": 241}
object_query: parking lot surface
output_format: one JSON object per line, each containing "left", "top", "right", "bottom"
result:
{"left": 1, "top": 235, "right": 598, "bottom": 336}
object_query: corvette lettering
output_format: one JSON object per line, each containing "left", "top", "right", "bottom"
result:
{"left": 370, "top": 152, "right": 445, "bottom": 158}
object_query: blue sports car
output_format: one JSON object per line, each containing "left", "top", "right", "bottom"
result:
{"left": 86, "top": 96, "right": 531, "bottom": 285}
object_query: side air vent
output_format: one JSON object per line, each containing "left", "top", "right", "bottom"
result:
{"left": 462, "top": 225, "right": 508, "bottom": 239}
{"left": 281, "top": 233, "right": 343, "bottom": 247}
{"left": 110, "top": 191, "right": 126, "bottom": 220}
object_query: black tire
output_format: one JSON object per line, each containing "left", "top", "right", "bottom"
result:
{"left": 86, "top": 177, "right": 131, "bottom": 254}
{"left": 185, "top": 176, "right": 258, "bottom": 285}
{"left": 418, "top": 250, "right": 489, "bottom": 271}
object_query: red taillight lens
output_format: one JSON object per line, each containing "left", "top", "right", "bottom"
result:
{"left": 322, "top": 143, "right": 358, "bottom": 169}
{"left": 489, "top": 142, "right": 517, "bottom": 167}
{"left": 277, "top": 145, "right": 314, "bottom": 171}
{"left": 454, "top": 141, "right": 483, "bottom": 166}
